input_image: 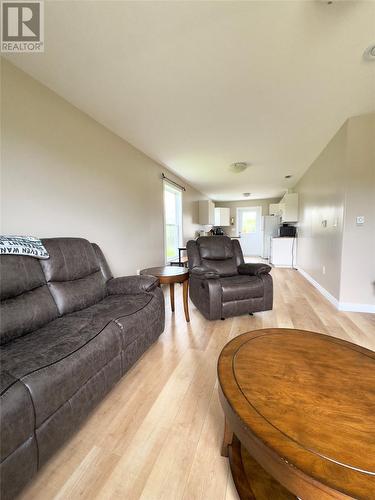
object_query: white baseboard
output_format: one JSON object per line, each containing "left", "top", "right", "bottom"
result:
{"left": 298, "top": 268, "right": 339, "bottom": 308}
{"left": 338, "top": 302, "right": 375, "bottom": 313}
{"left": 298, "top": 268, "right": 375, "bottom": 314}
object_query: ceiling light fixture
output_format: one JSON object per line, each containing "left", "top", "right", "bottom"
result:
{"left": 243, "top": 192, "right": 251, "bottom": 197}
{"left": 363, "top": 44, "right": 375, "bottom": 61}
{"left": 229, "top": 162, "right": 249, "bottom": 173}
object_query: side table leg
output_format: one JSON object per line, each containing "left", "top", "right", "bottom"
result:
{"left": 183, "top": 279, "right": 190, "bottom": 322}
{"left": 170, "top": 283, "right": 175, "bottom": 312}
{"left": 221, "top": 417, "right": 233, "bottom": 457}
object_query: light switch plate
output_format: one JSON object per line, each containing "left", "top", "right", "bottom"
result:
{"left": 356, "top": 216, "right": 365, "bottom": 225}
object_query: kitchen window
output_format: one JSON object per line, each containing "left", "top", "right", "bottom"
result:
{"left": 164, "top": 182, "right": 182, "bottom": 263}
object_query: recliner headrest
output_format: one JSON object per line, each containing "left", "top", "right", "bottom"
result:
{"left": 197, "top": 236, "right": 233, "bottom": 260}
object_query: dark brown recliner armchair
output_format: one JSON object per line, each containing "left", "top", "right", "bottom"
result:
{"left": 187, "top": 236, "right": 273, "bottom": 320}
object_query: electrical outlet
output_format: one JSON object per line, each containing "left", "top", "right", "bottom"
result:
{"left": 322, "top": 266, "right": 326, "bottom": 275}
{"left": 321, "top": 220, "right": 327, "bottom": 228}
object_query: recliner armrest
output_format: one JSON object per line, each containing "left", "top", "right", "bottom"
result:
{"left": 237, "top": 263, "right": 272, "bottom": 276}
{"left": 190, "top": 266, "right": 220, "bottom": 280}
{"left": 107, "top": 275, "right": 159, "bottom": 295}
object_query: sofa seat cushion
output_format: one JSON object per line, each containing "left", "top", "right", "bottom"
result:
{"left": 0, "top": 293, "right": 153, "bottom": 426}
{"left": 0, "top": 371, "right": 35, "bottom": 462}
{"left": 1, "top": 316, "right": 122, "bottom": 427}
{"left": 220, "top": 275, "right": 264, "bottom": 302}
{"left": 72, "top": 293, "right": 153, "bottom": 347}
{"left": 1, "top": 294, "right": 152, "bottom": 378}
{"left": 0, "top": 371, "right": 18, "bottom": 395}
{"left": 74, "top": 293, "right": 152, "bottom": 321}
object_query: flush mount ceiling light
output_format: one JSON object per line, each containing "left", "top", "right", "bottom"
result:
{"left": 229, "top": 162, "right": 250, "bottom": 173}
{"left": 363, "top": 44, "right": 375, "bottom": 61}
{"left": 243, "top": 192, "right": 251, "bottom": 197}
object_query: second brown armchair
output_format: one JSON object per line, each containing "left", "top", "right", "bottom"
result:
{"left": 187, "top": 236, "right": 273, "bottom": 320}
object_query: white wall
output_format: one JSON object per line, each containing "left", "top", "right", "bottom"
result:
{"left": 339, "top": 114, "right": 375, "bottom": 307}
{"left": 295, "top": 113, "right": 375, "bottom": 310}
{"left": 0, "top": 60, "right": 207, "bottom": 276}
{"left": 295, "top": 122, "right": 347, "bottom": 300}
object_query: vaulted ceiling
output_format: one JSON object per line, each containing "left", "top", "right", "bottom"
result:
{"left": 5, "top": 0, "right": 375, "bottom": 200}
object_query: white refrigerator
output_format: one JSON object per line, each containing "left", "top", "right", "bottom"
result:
{"left": 262, "top": 216, "right": 280, "bottom": 259}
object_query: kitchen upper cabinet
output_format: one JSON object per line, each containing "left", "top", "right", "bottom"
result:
{"left": 199, "top": 200, "right": 215, "bottom": 225}
{"left": 280, "top": 193, "right": 299, "bottom": 222}
{"left": 269, "top": 194, "right": 298, "bottom": 222}
{"left": 214, "top": 207, "right": 230, "bottom": 226}
{"left": 269, "top": 203, "right": 284, "bottom": 216}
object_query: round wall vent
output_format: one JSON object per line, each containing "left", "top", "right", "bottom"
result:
{"left": 363, "top": 44, "right": 375, "bottom": 61}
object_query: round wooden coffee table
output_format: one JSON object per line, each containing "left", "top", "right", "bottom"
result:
{"left": 140, "top": 266, "right": 190, "bottom": 322}
{"left": 218, "top": 328, "right": 375, "bottom": 500}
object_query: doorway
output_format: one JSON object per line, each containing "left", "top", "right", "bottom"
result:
{"left": 237, "top": 206, "right": 262, "bottom": 256}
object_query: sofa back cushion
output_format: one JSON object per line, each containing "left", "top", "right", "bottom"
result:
{"left": 197, "top": 236, "right": 238, "bottom": 277}
{"left": 0, "top": 256, "right": 58, "bottom": 345}
{"left": 40, "top": 238, "right": 106, "bottom": 315}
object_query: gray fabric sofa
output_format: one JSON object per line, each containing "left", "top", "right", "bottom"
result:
{"left": 0, "top": 238, "right": 165, "bottom": 500}
{"left": 187, "top": 236, "right": 273, "bottom": 319}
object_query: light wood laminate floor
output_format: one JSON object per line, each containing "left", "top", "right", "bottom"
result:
{"left": 19, "top": 268, "right": 375, "bottom": 500}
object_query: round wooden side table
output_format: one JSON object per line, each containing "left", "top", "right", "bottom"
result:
{"left": 140, "top": 266, "right": 190, "bottom": 322}
{"left": 218, "top": 328, "right": 375, "bottom": 499}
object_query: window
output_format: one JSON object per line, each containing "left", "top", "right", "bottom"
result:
{"left": 164, "top": 182, "right": 182, "bottom": 262}
{"left": 240, "top": 210, "right": 257, "bottom": 233}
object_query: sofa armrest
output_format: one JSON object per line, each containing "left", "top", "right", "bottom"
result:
{"left": 107, "top": 275, "right": 159, "bottom": 295}
{"left": 190, "top": 266, "right": 220, "bottom": 280}
{"left": 260, "top": 273, "right": 273, "bottom": 311}
{"left": 238, "top": 263, "right": 272, "bottom": 277}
